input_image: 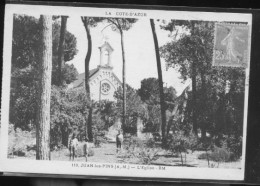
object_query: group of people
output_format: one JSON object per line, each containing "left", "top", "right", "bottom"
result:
{"left": 69, "top": 134, "right": 88, "bottom": 161}
{"left": 68, "top": 130, "right": 124, "bottom": 161}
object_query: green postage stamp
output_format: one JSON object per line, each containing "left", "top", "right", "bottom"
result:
{"left": 213, "top": 23, "right": 250, "bottom": 68}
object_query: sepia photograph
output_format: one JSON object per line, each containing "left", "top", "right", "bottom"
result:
{"left": 0, "top": 3, "right": 252, "bottom": 181}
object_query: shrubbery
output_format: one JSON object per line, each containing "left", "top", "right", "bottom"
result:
{"left": 197, "top": 134, "right": 242, "bottom": 165}
{"left": 8, "top": 124, "right": 35, "bottom": 157}
{"left": 88, "top": 148, "right": 95, "bottom": 157}
{"left": 220, "top": 135, "right": 242, "bottom": 160}
{"left": 50, "top": 86, "right": 90, "bottom": 148}
{"left": 167, "top": 131, "right": 198, "bottom": 165}
{"left": 74, "top": 142, "right": 95, "bottom": 157}
{"left": 210, "top": 146, "right": 232, "bottom": 162}
{"left": 198, "top": 146, "right": 233, "bottom": 163}
{"left": 122, "top": 136, "right": 159, "bottom": 165}
{"left": 93, "top": 130, "right": 107, "bottom": 148}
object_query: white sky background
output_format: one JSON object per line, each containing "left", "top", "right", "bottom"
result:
{"left": 66, "top": 16, "right": 185, "bottom": 93}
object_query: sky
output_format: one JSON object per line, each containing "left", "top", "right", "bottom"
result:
{"left": 66, "top": 16, "right": 187, "bottom": 94}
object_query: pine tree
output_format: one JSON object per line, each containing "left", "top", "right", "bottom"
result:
{"left": 36, "top": 15, "right": 52, "bottom": 160}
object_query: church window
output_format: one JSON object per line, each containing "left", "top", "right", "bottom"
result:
{"left": 101, "top": 82, "right": 111, "bottom": 94}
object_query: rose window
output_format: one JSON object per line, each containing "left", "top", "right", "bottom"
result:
{"left": 101, "top": 82, "right": 111, "bottom": 94}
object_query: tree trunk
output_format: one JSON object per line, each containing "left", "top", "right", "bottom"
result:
{"left": 36, "top": 15, "right": 52, "bottom": 160}
{"left": 201, "top": 123, "right": 206, "bottom": 139}
{"left": 150, "top": 19, "right": 167, "bottom": 144}
{"left": 180, "top": 152, "right": 183, "bottom": 166}
{"left": 200, "top": 71, "right": 206, "bottom": 140}
{"left": 206, "top": 149, "right": 210, "bottom": 167}
{"left": 83, "top": 22, "right": 92, "bottom": 95}
{"left": 61, "top": 127, "right": 69, "bottom": 147}
{"left": 191, "top": 61, "right": 197, "bottom": 136}
{"left": 57, "top": 16, "right": 68, "bottom": 86}
{"left": 82, "top": 18, "right": 93, "bottom": 142}
{"left": 166, "top": 119, "right": 172, "bottom": 137}
{"left": 120, "top": 29, "right": 127, "bottom": 133}
{"left": 87, "top": 107, "right": 93, "bottom": 142}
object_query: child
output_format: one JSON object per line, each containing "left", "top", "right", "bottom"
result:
{"left": 69, "top": 134, "right": 79, "bottom": 161}
{"left": 83, "top": 136, "right": 89, "bottom": 162}
{"left": 116, "top": 130, "right": 123, "bottom": 153}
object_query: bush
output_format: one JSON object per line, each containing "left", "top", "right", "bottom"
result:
{"left": 122, "top": 136, "right": 159, "bottom": 165}
{"left": 167, "top": 131, "right": 198, "bottom": 154}
{"left": 145, "top": 138, "right": 157, "bottom": 148}
{"left": 88, "top": 148, "right": 94, "bottom": 157}
{"left": 210, "top": 146, "right": 232, "bottom": 162}
{"left": 198, "top": 146, "right": 233, "bottom": 162}
{"left": 8, "top": 124, "right": 35, "bottom": 157}
{"left": 166, "top": 131, "right": 198, "bottom": 165}
{"left": 123, "top": 136, "right": 143, "bottom": 151}
{"left": 152, "top": 133, "right": 161, "bottom": 142}
{"left": 93, "top": 133, "right": 107, "bottom": 148}
{"left": 220, "top": 135, "right": 242, "bottom": 160}
{"left": 74, "top": 142, "right": 95, "bottom": 157}
{"left": 75, "top": 142, "right": 86, "bottom": 157}
{"left": 137, "top": 147, "right": 160, "bottom": 165}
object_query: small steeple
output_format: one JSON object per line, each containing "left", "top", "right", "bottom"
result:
{"left": 98, "top": 41, "right": 114, "bottom": 68}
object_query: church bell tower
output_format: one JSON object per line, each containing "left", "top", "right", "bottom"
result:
{"left": 98, "top": 41, "right": 114, "bottom": 68}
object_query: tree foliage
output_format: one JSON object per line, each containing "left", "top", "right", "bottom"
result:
{"left": 114, "top": 84, "right": 147, "bottom": 134}
{"left": 138, "top": 78, "right": 160, "bottom": 103}
{"left": 106, "top": 18, "right": 138, "bottom": 32}
{"left": 50, "top": 86, "right": 90, "bottom": 148}
{"left": 10, "top": 15, "right": 79, "bottom": 130}
{"left": 52, "top": 18, "right": 78, "bottom": 85}
{"left": 160, "top": 20, "right": 245, "bottom": 156}
{"left": 138, "top": 78, "right": 177, "bottom": 133}
{"left": 138, "top": 77, "right": 177, "bottom": 104}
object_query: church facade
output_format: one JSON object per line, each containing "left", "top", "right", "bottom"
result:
{"left": 69, "top": 42, "right": 122, "bottom": 102}
{"left": 69, "top": 41, "right": 148, "bottom": 140}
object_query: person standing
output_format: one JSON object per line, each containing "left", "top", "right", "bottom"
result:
{"left": 83, "top": 136, "right": 89, "bottom": 162}
{"left": 116, "top": 130, "right": 123, "bottom": 153}
{"left": 69, "top": 134, "right": 79, "bottom": 161}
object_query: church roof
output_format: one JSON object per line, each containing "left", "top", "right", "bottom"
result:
{"left": 71, "top": 67, "right": 122, "bottom": 89}
{"left": 72, "top": 68, "right": 99, "bottom": 88}
{"left": 99, "top": 41, "right": 114, "bottom": 52}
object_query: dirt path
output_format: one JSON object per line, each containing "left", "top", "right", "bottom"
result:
{"left": 51, "top": 142, "right": 120, "bottom": 163}
{"left": 87, "top": 142, "right": 120, "bottom": 163}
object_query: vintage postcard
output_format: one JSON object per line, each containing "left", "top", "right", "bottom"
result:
{"left": 0, "top": 3, "right": 252, "bottom": 181}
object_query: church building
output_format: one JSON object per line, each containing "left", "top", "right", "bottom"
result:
{"left": 68, "top": 42, "right": 122, "bottom": 102}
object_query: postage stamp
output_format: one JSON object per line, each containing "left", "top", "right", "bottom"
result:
{"left": 213, "top": 23, "right": 250, "bottom": 68}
